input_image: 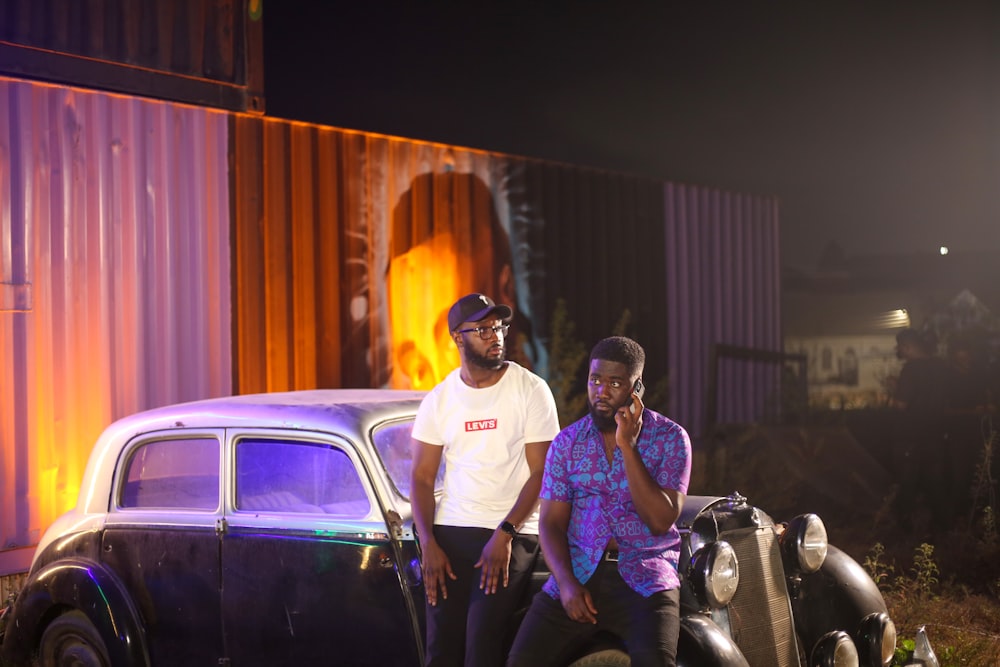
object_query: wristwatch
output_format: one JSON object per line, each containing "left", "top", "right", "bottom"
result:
{"left": 499, "top": 521, "right": 517, "bottom": 537}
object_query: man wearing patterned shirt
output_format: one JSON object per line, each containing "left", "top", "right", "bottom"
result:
{"left": 507, "top": 336, "right": 691, "bottom": 667}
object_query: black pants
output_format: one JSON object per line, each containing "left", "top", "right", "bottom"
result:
{"left": 424, "top": 525, "right": 540, "bottom": 667}
{"left": 506, "top": 556, "right": 681, "bottom": 667}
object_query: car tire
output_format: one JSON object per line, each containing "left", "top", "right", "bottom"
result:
{"left": 36, "top": 610, "right": 111, "bottom": 667}
{"left": 567, "top": 648, "right": 631, "bottom": 667}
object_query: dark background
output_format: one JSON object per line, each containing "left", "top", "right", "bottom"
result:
{"left": 263, "top": 1, "right": 1000, "bottom": 271}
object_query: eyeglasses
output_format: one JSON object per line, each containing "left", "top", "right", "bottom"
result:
{"left": 455, "top": 324, "right": 510, "bottom": 340}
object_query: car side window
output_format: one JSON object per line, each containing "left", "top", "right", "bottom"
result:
{"left": 372, "top": 418, "right": 443, "bottom": 499}
{"left": 236, "top": 437, "right": 372, "bottom": 517}
{"left": 119, "top": 437, "right": 221, "bottom": 510}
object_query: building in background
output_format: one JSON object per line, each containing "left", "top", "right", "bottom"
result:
{"left": 783, "top": 242, "right": 1000, "bottom": 409}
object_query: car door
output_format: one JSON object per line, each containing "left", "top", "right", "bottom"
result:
{"left": 101, "top": 431, "right": 226, "bottom": 665}
{"left": 369, "top": 416, "right": 434, "bottom": 652}
{"left": 220, "top": 430, "right": 421, "bottom": 666}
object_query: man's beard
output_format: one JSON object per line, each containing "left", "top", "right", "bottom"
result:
{"left": 467, "top": 343, "right": 506, "bottom": 371}
{"left": 589, "top": 401, "right": 620, "bottom": 432}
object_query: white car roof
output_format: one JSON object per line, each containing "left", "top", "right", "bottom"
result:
{"left": 108, "top": 389, "right": 426, "bottom": 431}
{"left": 75, "top": 389, "right": 426, "bottom": 513}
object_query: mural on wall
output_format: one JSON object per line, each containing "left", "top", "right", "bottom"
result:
{"left": 385, "top": 169, "right": 543, "bottom": 389}
{"left": 230, "top": 119, "right": 555, "bottom": 397}
{"left": 230, "top": 117, "right": 782, "bottom": 433}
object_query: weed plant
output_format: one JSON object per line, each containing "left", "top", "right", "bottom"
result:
{"left": 866, "top": 540, "right": 1000, "bottom": 666}
{"left": 699, "top": 414, "right": 1000, "bottom": 665}
{"left": 860, "top": 429, "right": 1000, "bottom": 667}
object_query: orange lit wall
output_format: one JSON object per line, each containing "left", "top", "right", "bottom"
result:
{"left": 0, "top": 76, "right": 232, "bottom": 560}
{"left": 231, "top": 118, "right": 535, "bottom": 394}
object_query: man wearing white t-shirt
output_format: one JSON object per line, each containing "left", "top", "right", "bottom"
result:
{"left": 411, "top": 293, "right": 561, "bottom": 667}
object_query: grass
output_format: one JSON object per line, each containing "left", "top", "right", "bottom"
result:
{"left": 693, "top": 421, "right": 1000, "bottom": 666}
{"left": 859, "top": 537, "right": 1000, "bottom": 666}
{"left": 886, "top": 589, "right": 1000, "bottom": 666}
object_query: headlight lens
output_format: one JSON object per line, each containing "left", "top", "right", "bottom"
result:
{"left": 811, "top": 630, "right": 859, "bottom": 667}
{"left": 688, "top": 540, "right": 739, "bottom": 608}
{"left": 856, "top": 612, "right": 896, "bottom": 666}
{"left": 779, "top": 513, "right": 828, "bottom": 573}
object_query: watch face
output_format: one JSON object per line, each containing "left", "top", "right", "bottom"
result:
{"left": 501, "top": 521, "right": 517, "bottom": 536}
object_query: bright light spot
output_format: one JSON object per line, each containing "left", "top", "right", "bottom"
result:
{"left": 350, "top": 295, "right": 368, "bottom": 321}
{"left": 388, "top": 234, "right": 462, "bottom": 390}
{"left": 940, "top": 246, "right": 949, "bottom": 255}
{"left": 876, "top": 308, "right": 910, "bottom": 329}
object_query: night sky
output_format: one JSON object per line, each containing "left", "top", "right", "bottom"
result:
{"left": 263, "top": 1, "right": 1000, "bottom": 270}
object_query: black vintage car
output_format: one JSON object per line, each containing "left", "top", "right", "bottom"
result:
{"left": 0, "top": 390, "right": 897, "bottom": 666}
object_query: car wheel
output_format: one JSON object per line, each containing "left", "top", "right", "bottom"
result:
{"left": 567, "top": 648, "right": 631, "bottom": 667}
{"left": 36, "top": 610, "right": 111, "bottom": 667}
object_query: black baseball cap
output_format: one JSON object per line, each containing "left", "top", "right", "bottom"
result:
{"left": 448, "top": 293, "right": 512, "bottom": 332}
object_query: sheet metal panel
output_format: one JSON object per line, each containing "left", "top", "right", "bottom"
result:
{"left": 532, "top": 162, "right": 670, "bottom": 386}
{"left": 231, "top": 118, "right": 672, "bottom": 406}
{"left": 0, "top": 0, "right": 264, "bottom": 112}
{"left": 0, "top": 75, "right": 231, "bottom": 557}
{"left": 230, "top": 116, "right": 780, "bottom": 437}
{"left": 233, "top": 116, "right": 517, "bottom": 392}
{"left": 665, "top": 184, "right": 782, "bottom": 436}
{"left": 2, "top": 84, "right": 781, "bottom": 563}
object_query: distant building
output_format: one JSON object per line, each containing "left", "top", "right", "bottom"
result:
{"left": 783, "top": 242, "right": 1000, "bottom": 409}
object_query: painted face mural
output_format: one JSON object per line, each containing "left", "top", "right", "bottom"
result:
{"left": 387, "top": 170, "right": 531, "bottom": 389}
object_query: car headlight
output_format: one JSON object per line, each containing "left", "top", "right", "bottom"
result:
{"left": 779, "top": 513, "right": 828, "bottom": 574}
{"left": 811, "top": 630, "right": 859, "bottom": 667}
{"left": 856, "top": 612, "right": 896, "bottom": 667}
{"left": 688, "top": 540, "right": 739, "bottom": 609}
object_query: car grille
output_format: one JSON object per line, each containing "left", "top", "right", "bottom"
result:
{"left": 721, "top": 525, "right": 800, "bottom": 667}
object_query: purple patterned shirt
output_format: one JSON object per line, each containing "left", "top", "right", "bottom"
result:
{"left": 540, "top": 409, "right": 691, "bottom": 598}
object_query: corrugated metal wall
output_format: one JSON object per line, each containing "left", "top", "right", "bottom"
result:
{"left": 2, "top": 79, "right": 782, "bottom": 565}
{"left": 230, "top": 117, "right": 674, "bottom": 407}
{"left": 0, "top": 0, "right": 264, "bottom": 112}
{"left": 0, "top": 76, "right": 231, "bottom": 556}
{"left": 530, "top": 161, "right": 670, "bottom": 397}
{"left": 231, "top": 116, "right": 523, "bottom": 393}
{"left": 229, "top": 115, "right": 781, "bottom": 436}
{"left": 664, "top": 184, "right": 782, "bottom": 435}
{"left": 0, "top": 0, "right": 239, "bottom": 78}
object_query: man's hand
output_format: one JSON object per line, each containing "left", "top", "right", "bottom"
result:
{"left": 558, "top": 579, "right": 598, "bottom": 624}
{"left": 420, "top": 540, "right": 456, "bottom": 606}
{"left": 614, "top": 391, "right": 644, "bottom": 450}
{"left": 474, "top": 530, "right": 512, "bottom": 594}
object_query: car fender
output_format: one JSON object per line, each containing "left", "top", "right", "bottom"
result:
{"left": 1, "top": 558, "right": 149, "bottom": 667}
{"left": 790, "top": 544, "right": 888, "bottom": 651}
{"left": 677, "top": 614, "right": 751, "bottom": 667}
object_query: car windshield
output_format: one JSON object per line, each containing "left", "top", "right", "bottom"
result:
{"left": 372, "top": 417, "right": 444, "bottom": 498}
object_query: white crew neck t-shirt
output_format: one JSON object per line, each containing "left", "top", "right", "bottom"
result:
{"left": 411, "top": 361, "right": 560, "bottom": 535}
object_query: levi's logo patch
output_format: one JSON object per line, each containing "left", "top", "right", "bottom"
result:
{"left": 465, "top": 419, "right": 498, "bottom": 431}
